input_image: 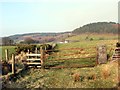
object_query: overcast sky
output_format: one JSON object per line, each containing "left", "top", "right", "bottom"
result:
{"left": 0, "top": 0, "right": 119, "bottom": 37}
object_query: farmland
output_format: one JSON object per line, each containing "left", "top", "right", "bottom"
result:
{"left": 1, "top": 34, "right": 119, "bottom": 88}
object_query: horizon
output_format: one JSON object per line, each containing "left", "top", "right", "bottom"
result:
{"left": 1, "top": 21, "right": 118, "bottom": 37}
{"left": 0, "top": 0, "right": 119, "bottom": 37}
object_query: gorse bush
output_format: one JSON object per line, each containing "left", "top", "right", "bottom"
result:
{"left": 15, "top": 44, "right": 37, "bottom": 54}
{"left": 15, "top": 44, "right": 55, "bottom": 55}
{"left": 116, "top": 42, "right": 120, "bottom": 47}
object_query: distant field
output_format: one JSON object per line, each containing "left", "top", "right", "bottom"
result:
{"left": 0, "top": 46, "right": 16, "bottom": 60}
{"left": 66, "top": 33, "right": 118, "bottom": 41}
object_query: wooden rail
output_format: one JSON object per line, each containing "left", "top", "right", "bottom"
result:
{"left": 49, "top": 52, "right": 96, "bottom": 57}
{"left": 45, "top": 47, "right": 96, "bottom": 51}
{"left": 50, "top": 64, "right": 96, "bottom": 69}
{"left": 47, "top": 56, "right": 96, "bottom": 62}
{"left": 26, "top": 54, "right": 41, "bottom": 56}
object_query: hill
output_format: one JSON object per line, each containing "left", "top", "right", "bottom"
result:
{"left": 72, "top": 22, "right": 118, "bottom": 34}
{"left": 8, "top": 32, "right": 71, "bottom": 44}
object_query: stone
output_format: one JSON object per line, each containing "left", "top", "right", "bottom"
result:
{"left": 97, "top": 44, "right": 107, "bottom": 64}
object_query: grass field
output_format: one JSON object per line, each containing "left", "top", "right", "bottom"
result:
{"left": 66, "top": 33, "right": 118, "bottom": 41}
{"left": 1, "top": 34, "right": 119, "bottom": 88}
{"left": 0, "top": 46, "right": 16, "bottom": 60}
{"left": 5, "top": 61, "right": 118, "bottom": 88}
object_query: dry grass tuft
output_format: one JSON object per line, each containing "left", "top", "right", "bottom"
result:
{"left": 101, "top": 65, "right": 110, "bottom": 79}
{"left": 71, "top": 73, "right": 80, "bottom": 82}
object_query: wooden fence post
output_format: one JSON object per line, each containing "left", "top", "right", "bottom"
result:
{"left": 96, "top": 47, "right": 98, "bottom": 65}
{"left": 28, "top": 49, "right": 30, "bottom": 59}
{"left": 35, "top": 47, "right": 38, "bottom": 58}
{"left": 5, "top": 49, "right": 8, "bottom": 61}
{"left": 12, "top": 54, "right": 15, "bottom": 74}
{"left": 40, "top": 47, "right": 45, "bottom": 69}
{"left": 35, "top": 47, "right": 38, "bottom": 54}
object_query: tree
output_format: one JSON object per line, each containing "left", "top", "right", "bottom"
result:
{"left": 24, "top": 37, "right": 36, "bottom": 44}
{"left": 2, "top": 37, "right": 14, "bottom": 46}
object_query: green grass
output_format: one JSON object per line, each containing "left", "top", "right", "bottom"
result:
{"left": 5, "top": 61, "right": 118, "bottom": 88}
{"left": 66, "top": 33, "right": 118, "bottom": 41}
{"left": 0, "top": 46, "right": 16, "bottom": 60}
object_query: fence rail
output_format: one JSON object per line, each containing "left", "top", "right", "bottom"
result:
{"left": 26, "top": 54, "right": 41, "bottom": 56}
{"left": 47, "top": 56, "right": 96, "bottom": 62}
{"left": 49, "top": 52, "right": 96, "bottom": 57}
{"left": 45, "top": 47, "right": 96, "bottom": 51}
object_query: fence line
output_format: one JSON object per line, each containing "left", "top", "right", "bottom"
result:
{"left": 3, "top": 45, "right": 113, "bottom": 71}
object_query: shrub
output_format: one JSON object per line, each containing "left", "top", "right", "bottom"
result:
{"left": 15, "top": 44, "right": 54, "bottom": 55}
{"left": 90, "top": 38, "right": 93, "bottom": 41}
{"left": 116, "top": 42, "right": 120, "bottom": 47}
{"left": 15, "top": 44, "right": 36, "bottom": 54}
{"left": 1, "top": 61, "right": 12, "bottom": 75}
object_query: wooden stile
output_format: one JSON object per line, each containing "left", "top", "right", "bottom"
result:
{"left": 25, "top": 47, "right": 45, "bottom": 69}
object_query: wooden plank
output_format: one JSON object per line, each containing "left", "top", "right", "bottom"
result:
{"left": 28, "top": 66, "right": 41, "bottom": 68}
{"left": 26, "top": 54, "right": 41, "bottom": 56}
{"left": 115, "top": 48, "right": 120, "bottom": 50}
{"left": 26, "top": 58, "right": 41, "bottom": 61}
{"left": 26, "top": 62, "right": 41, "bottom": 65}
{"left": 112, "top": 56, "right": 120, "bottom": 58}
{"left": 50, "top": 64, "right": 95, "bottom": 69}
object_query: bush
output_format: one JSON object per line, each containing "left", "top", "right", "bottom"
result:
{"left": 15, "top": 44, "right": 54, "bottom": 55}
{"left": 116, "top": 42, "right": 120, "bottom": 47}
{"left": 15, "top": 44, "right": 36, "bottom": 54}
{"left": 90, "top": 38, "right": 93, "bottom": 41}
{"left": 1, "top": 61, "right": 12, "bottom": 75}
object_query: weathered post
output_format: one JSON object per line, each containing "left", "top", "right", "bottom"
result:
{"left": 97, "top": 44, "right": 107, "bottom": 64}
{"left": 12, "top": 54, "right": 15, "bottom": 74}
{"left": 40, "top": 47, "right": 45, "bottom": 69}
{"left": 5, "top": 49, "right": 8, "bottom": 61}
{"left": 35, "top": 47, "right": 38, "bottom": 58}
{"left": 28, "top": 49, "right": 30, "bottom": 59}
{"left": 35, "top": 47, "right": 38, "bottom": 54}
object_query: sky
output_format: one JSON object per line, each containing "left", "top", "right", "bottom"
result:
{"left": 0, "top": 0, "right": 119, "bottom": 37}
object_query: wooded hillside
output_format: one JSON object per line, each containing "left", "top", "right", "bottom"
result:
{"left": 72, "top": 22, "right": 118, "bottom": 34}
